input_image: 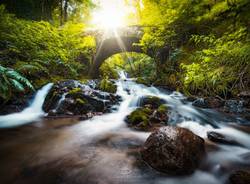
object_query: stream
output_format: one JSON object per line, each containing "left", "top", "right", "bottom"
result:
{"left": 0, "top": 71, "right": 249, "bottom": 184}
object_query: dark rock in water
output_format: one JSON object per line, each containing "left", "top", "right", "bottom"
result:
{"left": 137, "top": 96, "right": 166, "bottom": 109}
{"left": 224, "top": 100, "right": 245, "bottom": 113}
{"left": 0, "top": 94, "right": 32, "bottom": 115}
{"left": 207, "top": 131, "right": 242, "bottom": 146}
{"left": 229, "top": 170, "right": 250, "bottom": 184}
{"left": 192, "top": 97, "right": 224, "bottom": 109}
{"left": 186, "top": 96, "right": 197, "bottom": 102}
{"left": 192, "top": 98, "right": 208, "bottom": 108}
{"left": 43, "top": 80, "right": 121, "bottom": 117}
{"left": 125, "top": 105, "right": 168, "bottom": 131}
{"left": 141, "top": 126, "right": 205, "bottom": 175}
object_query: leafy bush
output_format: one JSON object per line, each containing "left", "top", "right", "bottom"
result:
{"left": 0, "top": 5, "right": 95, "bottom": 89}
{"left": 181, "top": 28, "right": 250, "bottom": 96}
{"left": 0, "top": 65, "right": 34, "bottom": 101}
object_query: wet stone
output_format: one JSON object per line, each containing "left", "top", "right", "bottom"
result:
{"left": 141, "top": 126, "right": 205, "bottom": 175}
{"left": 207, "top": 131, "right": 242, "bottom": 146}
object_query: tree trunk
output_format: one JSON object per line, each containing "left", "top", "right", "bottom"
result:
{"left": 60, "top": 0, "right": 64, "bottom": 25}
{"left": 64, "top": 0, "right": 69, "bottom": 23}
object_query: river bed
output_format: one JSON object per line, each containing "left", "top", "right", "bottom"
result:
{"left": 0, "top": 73, "right": 249, "bottom": 184}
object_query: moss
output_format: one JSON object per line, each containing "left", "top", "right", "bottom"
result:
{"left": 76, "top": 98, "right": 87, "bottom": 104}
{"left": 34, "top": 78, "right": 50, "bottom": 89}
{"left": 157, "top": 104, "right": 168, "bottom": 114}
{"left": 97, "top": 79, "right": 117, "bottom": 93}
{"left": 68, "top": 87, "right": 82, "bottom": 95}
{"left": 136, "top": 77, "right": 151, "bottom": 86}
{"left": 140, "top": 96, "right": 165, "bottom": 108}
{"left": 126, "top": 107, "right": 152, "bottom": 125}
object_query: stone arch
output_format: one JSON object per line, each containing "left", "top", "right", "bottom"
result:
{"left": 89, "top": 36, "right": 148, "bottom": 78}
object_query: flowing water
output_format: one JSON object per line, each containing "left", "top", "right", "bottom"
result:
{"left": 0, "top": 72, "right": 249, "bottom": 184}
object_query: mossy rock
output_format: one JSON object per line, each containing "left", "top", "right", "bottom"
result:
{"left": 136, "top": 77, "right": 151, "bottom": 86}
{"left": 76, "top": 98, "right": 87, "bottom": 105}
{"left": 138, "top": 96, "right": 166, "bottom": 109}
{"left": 97, "top": 79, "right": 117, "bottom": 93}
{"left": 126, "top": 107, "right": 152, "bottom": 126}
{"left": 157, "top": 104, "right": 168, "bottom": 114}
{"left": 68, "top": 87, "right": 82, "bottom": 95}
{"left": 150, "top": 104, "right": 169, "bottom": 123}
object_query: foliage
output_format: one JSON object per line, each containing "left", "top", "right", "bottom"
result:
{"left": 0, "top": 5, "right": 95, "bottom": 89}
{"left": 0, "top": 0, "right": 94, "bottom": 23}
{"left": 100, "top": 52, "right": 157, "bottom": 81}
{"left": 181, "top": 28, "right": 250, "bottom": 96}
{"left": 0, "top": 65, "right": 34, "bottom": 101}
{"left": 97, "top": 78, "right": 117, "bottom": 93}
{"left": 135, "top": 0, "right": 250, "bottom": 97}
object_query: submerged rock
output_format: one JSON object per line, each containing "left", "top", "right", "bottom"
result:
{"left": 43, "top": 80, "right": 121, "bottom": 117}
{"left": 141, "top": 126, "right": 205, "bottom": 175}
{"left": 192, "top": 97, "right": 224, "bottom": 109}
{"left": 224, "top": 100, "right": 245, "bottom": 113}
{"left": 207, "top": 131, "right": 242, "bottom": 146}
{"left": 229, "top": 170, "right": 250, "bottom": 184}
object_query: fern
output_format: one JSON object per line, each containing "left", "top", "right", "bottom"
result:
{"left": 0, "top": 65, "right": 34, "bottom": 101}
{"left": 15, "top": 61, "right": 49, "bottom": 77}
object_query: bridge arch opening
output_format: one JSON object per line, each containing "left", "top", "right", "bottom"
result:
{"left": 99, "top": 52, "right": 157, "bottom": 79}
{"left": 88, "top": 34, "right": 153, "bottom": 78}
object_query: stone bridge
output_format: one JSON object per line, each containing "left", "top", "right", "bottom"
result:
{"left": 86, "top": 26, "right": 169, "bottom": 78}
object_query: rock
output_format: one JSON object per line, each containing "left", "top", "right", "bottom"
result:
{"left": 96, "top": 78, "right": 117, "bottom": 93}
{"left": 238, "top": 91, "right": 250, "bottom": 98}
{"left": 207, "top": 131, "right": 242, "bottom": 146}
{"left": 186, "top": 96, "right": 197, "bottom": 102}
{"left": 141, "top": 126, "right": 205, "bottom": 175}
{"left": 206, "top": 97, "right": 225, "bottom": 108}
{"left": 43, "top": 80, "right": 121, "bottom": 117}
{"left": 0, "top": 94, "right": 32, "bottom": 115}
{"left": 125, "top": 105, "right": 168, "bottom": 131}
{"left": 136, "top": 77, "right": 152, "bottom": 86}
{"left": 192, "top": 97, "right": 224, "bottom": 109}
{"left": 150, "top": 105, "right": 169, "bottom": 123}
{"left": 229, "top": 170, "right": 250, "bottom": 184}
{"left": 224, "top": 100, "right": 245, "bottom": 113}
{"left": 125, "top": 107, "right": 152, "bottom": 130}
{"left": 137, "top": 96, "right": 166, "bottom": 109}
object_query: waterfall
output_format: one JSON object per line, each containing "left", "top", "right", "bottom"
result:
{"left": 0, "top": 83, "right": 53, "bottom": 128}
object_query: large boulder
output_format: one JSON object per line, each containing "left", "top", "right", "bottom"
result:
{"left": 141, "top": 126, "right": 205, "bottom": 175}
{"left": 43, "top": 80, "right": 121, "bottom": 117}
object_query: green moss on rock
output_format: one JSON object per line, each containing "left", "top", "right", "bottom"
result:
{"left": 97, "top": 79, "right": 117, "bottom": 93}
{"left": 139, "top": 96, "right": 166, "bottom": 108}
{"left": 157, "top": 104, "right": 168, "bottom": 114}
{"left": 126, "top": 107, "right": 152, "bottom": 126}
{"left": 68, "top": 88, "right": 82, "bottom": 95}
{"left": 136, "top": 77, "right": 151, "bottom": 86}
{"left": 76, "top": 98, "right": 87, "bottom": 104}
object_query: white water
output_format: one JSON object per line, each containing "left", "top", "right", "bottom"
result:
{"left": 69, "top": 71, "right": 250, "bottom": 184}
{"left": 0, "top": 71, "right": 250, "bottom": 183}
{"left": 0, "top": 83, "right": 53, "bottom": 128}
